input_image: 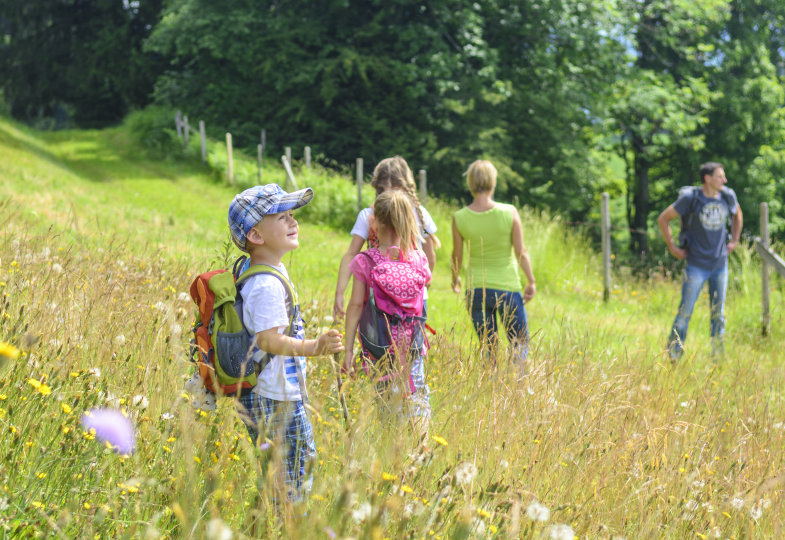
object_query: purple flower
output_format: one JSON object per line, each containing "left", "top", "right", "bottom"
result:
{"left": 80, "top": 408, "right": 135, "bottom": 455}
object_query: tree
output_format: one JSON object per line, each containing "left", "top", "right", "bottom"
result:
{"left": 0, "top": 0, "right": 164, "bottom": 127}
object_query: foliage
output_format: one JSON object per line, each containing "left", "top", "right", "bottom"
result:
{"left": 0, "top": 0, "right": 164, "bottom": 127}
{"left": 124, "top": 107, "right": 183, "bottom": 159}
{"left": 2, "top": 114, "right": 785, "bottom": 538}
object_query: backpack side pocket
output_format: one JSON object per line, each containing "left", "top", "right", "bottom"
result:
{"left": 215, "top": 330, "right": 255, "bottom": 379}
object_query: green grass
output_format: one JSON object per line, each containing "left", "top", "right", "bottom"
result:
{"left": 1, "top": 115, "right": 785, "bottom": 539}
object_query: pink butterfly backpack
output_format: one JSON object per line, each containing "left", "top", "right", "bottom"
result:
{"left": 357, "top": 247, "right": 429, "bottom": 389}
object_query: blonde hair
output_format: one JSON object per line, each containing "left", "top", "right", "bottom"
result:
{"left": 372, "top": 156, "right": 428, "bottom": 239}
{"left": 466, "top": 160, "right": 497, "bottom": 195}
{"left": 372, "top": 190, "right": 420, "bottom": 259}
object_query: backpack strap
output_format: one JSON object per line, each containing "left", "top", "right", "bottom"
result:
{"left": 236, "top": 263, "right": 309, "bottom": 405}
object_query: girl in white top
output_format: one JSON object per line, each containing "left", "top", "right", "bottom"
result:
{"left": 333, "top": 156, "right": 439, "bottom": 320}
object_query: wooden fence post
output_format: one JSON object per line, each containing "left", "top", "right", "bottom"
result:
{"left": 257, "top": 144, "right": 263, "bottom": 183}
{"left": 199, "top": 120, "right": 206, "bottom": 163}
{"left": 175, "top": 110, "right": 182, "bottom": 139}
{"left": 601, "top": 192, "right": 611, "bottom": 302}
{"left": 356, "top": 158, "right": 364, "bottom": 212}
{"left": 419, "top": 169, "right": 427, "bottom": 203}
{"left": 282, "top": 155, "right": 298, "bottom": 190}
{"left": 285, "top": 146, "right": 291, "bottom": 168}
{"left": 260, "top": 129, "right": 266, "bottom": 149}
{"left": 183, "top": 115, "right": 190, "bottom": 144}
{"left": 761, "top": 202, "right": 770, "bottom": 336}
{"left": 226, "top": 133, "right": 234, "bottom": 187}
{"left": 305, "top": 146, "right": 311, "bottom": 170}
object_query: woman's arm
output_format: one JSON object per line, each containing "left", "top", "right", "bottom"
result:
{"left": 511, "top": 211, "right": 536, "bottom": 302}
{"left": 333, "top": 235, "right": 366, "bottom": 320}
{"left": 451, "top": 217, "right": 463, "bottom": 293}
{"left": 343, "top": 276, "right": 367, "bottom": 372}
{"left": 422, "top": 234, "right": 436, "bottom": 272}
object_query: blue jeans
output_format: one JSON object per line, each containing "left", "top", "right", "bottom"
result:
{"left": 468, "top": 288, "right": 529, "bottom": 365}
{"left": 667, "top": 263, "right": 728, "bottom": 359}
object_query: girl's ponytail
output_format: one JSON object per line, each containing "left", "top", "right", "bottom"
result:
{"left": 372, "top": 190, "right": 419, "bottom": 259}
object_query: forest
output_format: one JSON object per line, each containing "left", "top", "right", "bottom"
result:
{"left": 3, "top": 0, "right": 785, "bottom": 260}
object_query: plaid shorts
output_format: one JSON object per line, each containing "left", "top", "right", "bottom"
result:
{"left": 237, "top": 393, "right": 315, "bottom": 501}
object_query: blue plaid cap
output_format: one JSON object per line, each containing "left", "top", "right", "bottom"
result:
{"left": 228, "top": 184, "right": 314, "bottom": 252}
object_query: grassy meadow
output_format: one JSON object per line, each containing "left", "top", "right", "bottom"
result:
{"left": 1, "top": 115, "right": 785, "bottom": 539}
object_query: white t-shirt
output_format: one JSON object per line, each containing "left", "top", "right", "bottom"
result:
{"left": 350, "top": 205, "right": 437, "bottom": 241}
{"left": 240, "top": 263, "right": 306, "bottom": 401}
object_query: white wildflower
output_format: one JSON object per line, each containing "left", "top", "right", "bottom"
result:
{"left": 52, "top": 263, "right": 63, "bottom": 274}
{"left": 154, "top": 301, "right": 168, "bottom": 312}
{"left": 177, "top": 292, "right": 190, "bottom": 302}
{"left": 761, "top": 498, "right": 771, "bottom": 509}
{"left": 684, "top": 500, "right": 698, "bottom": 512}
{"left": 41, "top": 247, "right": 51, "bottom": 258}
{"left": 404, "top": 500, "right": 424, "bottom": 518}
{"left": 773, "top": 422, "right": 784, "bottom": 430}
{"left": 526, "top": 500, "right": 550, "bottom": 522}
{"left": 730, "top": 497, "right": 745, "bottom": 510}
{"left": 710, "top": 527, "right": 722, "bottom": 538}
{"left": 115, "top": 334, "right": 126, "bottom": 346}
{"left": 640, "top": 384, "right": 651, "bottom": 392}
{"left": 454, "top": 462, "right": 477, "bottom": 486}
{"left": 545, "top": 523, "right": 575, "bottom": 540}
{"left": 499, "top": 459, "right": 509, "bottom": 469}
{"left": 691, "top": 480, "right": 705, "bottom": 489}
{"left": 161, "top": 412, "right": 175, "bottom": 421}
{"left": 206, "top": 518, "right": 233, "bottom": 540}
{"left": 473, "top": 518, "right": 486, "bottom": 536}
{"left": 750, "top": 502, "right": 763, "bottom": 520}
{"left": 0, "top": 497, "right": 8, "bottom": 511}
{"left": 322, "top": 315, "right": 334, "bottom": 325}
{"left": 132, "top": 395, "right": 149, "bottom": 409}
{"left": 701, "top": 502, "right": 714, "bottom": 513}
{"left": 352, "top": 502, "right": 372, "bottom": 523}
{"left": 170, "top": 323, "right": 182, "bottom": 336}
{"left": 680, "top": 401, "right": 693, "bottom": 408}
{"left": 88, "top": 367, "right": 101, "bottom": 378}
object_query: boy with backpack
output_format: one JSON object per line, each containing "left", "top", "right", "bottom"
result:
{"left": 343, "top": 190, "right": 432, "bottom": 435}
{"left": 657, "top": 162, "right": 743, "bottom": 361}
{"left": 227, "top": 183, "right": 343, "bottom": 502}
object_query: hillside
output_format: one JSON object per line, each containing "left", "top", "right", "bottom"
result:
{"left": 1, "top": 117, "right": 785, "bottom": 538}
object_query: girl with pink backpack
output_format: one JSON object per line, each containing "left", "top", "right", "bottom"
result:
{"left": 343, "top": 189, "right": 432, "bottom": 434}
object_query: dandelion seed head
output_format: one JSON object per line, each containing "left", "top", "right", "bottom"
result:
{"left": 526, "top": 500, "right": 550, "bottom": 522}
{"left": 161, "top": 412, "right": 174, "bottom": 421}
{"left": 730, "top": 497, "right": 745, "bottom": 510}
{"left": 545, "top": 523, "right": 575, "bottom": 540}
{"left": 750, "top": 501, "right": 764, "bottom": 520}
{"left": 132, "top": 395, "right": 149, "bottom": 409}
{"left": 352, "top": 502, "right": 372, "bottom": 523}
{"left": 115, "top": 334, "right": 127, "bottom": 347}
{"left": 52, "top": 263, "right": 63, "bottom": 274}
{"left": 177, "top": 292, "right": 190, "bottom": 302}
{"left": 206, "top": 518, "right": 233, "bottom": 540}
{"left": 454, "top": 461, "right": 477, "bottom": 486}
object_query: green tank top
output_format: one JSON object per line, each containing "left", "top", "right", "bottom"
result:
{"left": 453, "top": 203, "right": 521, "bottom": 292}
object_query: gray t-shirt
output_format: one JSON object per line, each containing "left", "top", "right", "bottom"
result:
{"left": 673, "top": 186, "right": 738, "bottom": 270}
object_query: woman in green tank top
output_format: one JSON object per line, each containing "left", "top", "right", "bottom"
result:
{"left": 450, "top": 160, "right": 536, "bottom": 367}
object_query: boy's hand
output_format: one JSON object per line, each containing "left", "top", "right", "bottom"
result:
{"left": 315, "top": 329, "right": 343, "bottom": 356}
{"left": 669, "top": 245, "right": 687, "bottom": 260}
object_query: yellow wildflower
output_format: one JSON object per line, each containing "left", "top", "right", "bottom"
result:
{"left": 381, "top": 472, "right": 397, "bottom": 481}
{"left": 27, "top": 379, "right": 52, "bottom": 396}
{"left": 0, "top": 342, "right": 20, "bottom": 361}
{"left": 432, "top": 435, "right": 448, "bottom": 446}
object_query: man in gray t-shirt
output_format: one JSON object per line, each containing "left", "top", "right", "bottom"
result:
{"left": 657, "top": 162, "right": 743, "bottom": 360}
